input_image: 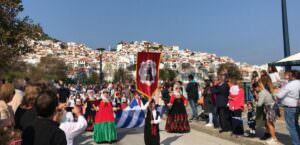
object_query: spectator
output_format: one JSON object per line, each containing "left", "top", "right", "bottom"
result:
{"left": 59, "top": 106, "right": 87, "bottom": 145}
{"left": 0, "top": 83, "right": 15, "bottom": 129}
{"left": 228, "top": 79, "right": 245, "bottom": 137}
{"left": 22, "top": 89, "right": 67, "bottom": 145}
{"left": 246, "top": 102, "right": 256, "bottom": 137}
{"left": 9, "top": 79, "right": 26, "bottom": 113}
{"left": 275, "top": 70, "right": 300, "bottom": 145}
{"left": 212, "top": 74, "right": 231, "bottom": 133}
{"left": 161, "top": 83, "right": 170, "bottom": 110}
{"left": 253, "top": 81, "right": 279, "bottom": 145}
{"left": 202, "top": 79, "right": 214, "bottom": 127}
{"left": 186, "top": 74, "right": 199, "bottom": 120}
{"left": 58, "top": 83, "right": 71, "bottom": 103}
{"left": 268, "top": 66, "right": 281, "bottom": 87}
{"left": 15, "top": 85, "right": 40, "bottom": 130}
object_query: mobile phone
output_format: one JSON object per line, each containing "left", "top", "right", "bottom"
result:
{"left": 65, "top": 106, "right": 73, "bottom": 112}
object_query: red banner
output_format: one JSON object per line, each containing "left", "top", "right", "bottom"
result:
{"left": 136, "top": 52, "right": 161, "bottom": 98}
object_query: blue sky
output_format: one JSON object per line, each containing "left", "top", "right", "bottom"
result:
{"left": 22, "top": 0, "right": 300, "bottom": 65}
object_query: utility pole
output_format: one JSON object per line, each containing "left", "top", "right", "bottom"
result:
{"left": 281, "top": 0, "right": 291, "bottom": 70}
{"left": 96, "top": 48, "right": 106, "bottom": 88}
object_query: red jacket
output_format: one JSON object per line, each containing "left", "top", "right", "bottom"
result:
{"left": 228, "top": 86, "right": 245, "bottom": 111}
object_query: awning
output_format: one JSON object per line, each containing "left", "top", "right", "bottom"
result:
{"left": 269, "top": 52, "right": 300, "bottom": 66}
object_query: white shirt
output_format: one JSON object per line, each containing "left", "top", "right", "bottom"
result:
{"left": 269, "top": 72, "right": 281, "bottom": 83}
{"left": 151, "top": 110, "right": 161, "bottom": 124}
{"left": 276, "top": 80, "right": 300, "bottom": 107}
{"left": 59, "top": 115, "right": 88, "bottom": 145}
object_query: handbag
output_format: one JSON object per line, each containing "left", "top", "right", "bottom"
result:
{"left": 198, "top": 97, "right": 204, "bottom": 105}
{"left": 272, "top": 102, "right": 281, "bottom": 117}
{"left": 271, "top": 95, "right": 281, "bottom": 117}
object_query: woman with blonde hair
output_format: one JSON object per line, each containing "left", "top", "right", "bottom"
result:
{"left": 252, "top": 81, "right": 280, "bottom": 145}
{"left": 15, "top": 85, "right": 40, "bottom": 130}
{"left": 0, "top": 83, "right": 15, "bottom": 128}
{"left": 0, "top": 83, "right": 17, "bottom": 145}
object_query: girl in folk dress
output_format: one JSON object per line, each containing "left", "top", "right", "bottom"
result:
{"left": 165, "top": 85, "right": 190, "bottom": 133}
{"left": 93, "top": 89, "right": 117, "bottom": 143}
{"left": 84, "top": 96, "right": 98, "bottom": 131}
{"left": 144, "top": 99, "right": 161, "bottom": 145}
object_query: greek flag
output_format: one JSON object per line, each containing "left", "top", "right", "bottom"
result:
{"left": 115, "top": 99, "right": 165, "bottom": 128}
{"left": 115, "top": 109, "right": 146, "bottom": 128}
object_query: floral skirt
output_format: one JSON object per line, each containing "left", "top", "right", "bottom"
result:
{"left": 93, "top": 122, "right": 117, "bottom": 143}
{"left": 264, "top": 105, "right": 277, "bottom": 123}
{"left": 165, "top": 114, "right": 190, "bottom": 133}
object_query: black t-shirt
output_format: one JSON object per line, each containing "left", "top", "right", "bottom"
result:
{"left": 15, "top": 107, "right": 27, "bottom": 130}
{"left": 15, "top": 107, "right": 37, "bottom": 131}
{"left": 22, "top": 118, "right": 67, "bottom": 145}
{"left": 186, "top": 81, "right": 199, "bottom": 101}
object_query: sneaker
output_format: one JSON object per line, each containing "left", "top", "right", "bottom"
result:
{"left": 265, "top": 138, "right": 281, "bottom": 145}
{"left": 205, "top": 123, "right": 214, "bottom": 127}
{"left": 205, "top": 123, "right": 213, "bottom": 127}
{"left": 260, "top": 133, "right": 271, "bottom": 140}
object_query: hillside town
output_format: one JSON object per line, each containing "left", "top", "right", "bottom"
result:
{"left": 22, "top": 40, "right": 266, "bottom": 82}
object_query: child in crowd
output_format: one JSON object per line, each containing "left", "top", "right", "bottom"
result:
{"left": 247, "top": 102, "right": 256, "bottom": 137}
{"left": 144, "top": 98, "right": 161, "bottom": 145}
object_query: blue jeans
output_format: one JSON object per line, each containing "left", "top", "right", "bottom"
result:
{"left": 188, "top": 99, "right": 198, "bottom": 118}
{"left": 284, "top": 107, "right": 300, "bottom": 145}
{"left": 213, "top": 106, "right": 220, "bottom": 128}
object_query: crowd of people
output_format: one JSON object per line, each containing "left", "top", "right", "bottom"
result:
{"left": 186, "top": 66, "right": 300, "bottom": 145}
{"left": 0, "top": 65, "right": 300, "bottom": 145}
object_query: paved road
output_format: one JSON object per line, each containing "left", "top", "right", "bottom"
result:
{"left": 75, "top": 121, "right": 237, "bottom": 145}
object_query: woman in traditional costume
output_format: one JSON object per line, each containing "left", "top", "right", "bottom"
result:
{"left": 165, "top": 84, "right": 190, "bottom": 133}
{"left": 93, "top": 89, "right": 117, "bottom": 143}
{"left": 84, "top": 95, "right": 97, "bottom": 131}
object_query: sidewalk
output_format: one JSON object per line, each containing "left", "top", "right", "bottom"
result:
{"left": 185, "top": 108, "right": 292, "bottom": 145}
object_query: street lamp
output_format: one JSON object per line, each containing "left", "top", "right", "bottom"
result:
{"left": 281, "top": 0, "right": 291, "bottom": 70}
{"left": 96, "top": 48, "right": 106, "bottom": 87}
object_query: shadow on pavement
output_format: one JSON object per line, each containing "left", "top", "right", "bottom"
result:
{"left": 74, "top": 132, "right": 95, "bottom": 145}
{"left": 255, "top": 128, "right": 292, "bottom": 145}
{"left": 161, "top": 135, "right": 182, "bottom": 145}
{"left": 117, "top": 127, "right": 144, "bottom": 141}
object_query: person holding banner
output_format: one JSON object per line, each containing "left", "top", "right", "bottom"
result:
{"left": 144, "top": 98, "right": 161, "bottom": 145}
{"left": 93, "top": 89, "right": 117, "bottom": 143}
{"left": 165, "top": 84, "right": 190, "bottom": 133}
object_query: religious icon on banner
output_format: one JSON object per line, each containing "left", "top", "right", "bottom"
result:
{"left": 136, "top": 52, "right": 161, "bottom": 98}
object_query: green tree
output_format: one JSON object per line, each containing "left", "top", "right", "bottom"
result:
{"left": 127, "top": 64, "right": 136, "bottom": 71}
{"left": 217, "top": 63, "right": 242, "bottom": 80}
{"left": 113, "top": 68, "right": 133, "bottom": 83}
{"left": 1, "top": 61, "right": 32, "bottom": 81}
{"left": 0, "top": 0, "right": 44, "bottom": 76}
{"left": 159, "top": 68, "right": 178, "bottom": 81}
{"left": 75, "top": 71, "right": 88, "bottom": 85}
{"left": 31, "top": 56, "right": 69, "bottom": 81}
{"left": 87, "top": 71, "right": 100, "bottom": 84}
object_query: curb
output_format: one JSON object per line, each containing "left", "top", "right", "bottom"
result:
{"left": 190, "top": 122, "right": 265, "bottom": 145}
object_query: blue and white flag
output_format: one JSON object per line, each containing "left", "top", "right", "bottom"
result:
{"left": 115, "top": 109, "right": 146, "bottom": 128}
{"left": 115, "top": 99, "right": 165, "bottom": 128}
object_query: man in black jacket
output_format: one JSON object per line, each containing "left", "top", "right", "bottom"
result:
{"left": 212, "top": 74, "right": 232, "bottom": 133}
{"left": 22, "top": 90, "right": 67, "bottom": 145}
{"left": 186, "top": 74, "right": 199, "bottom": 120}
{"left": 161, "top": 83, "right": 171, "bottom": 113}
